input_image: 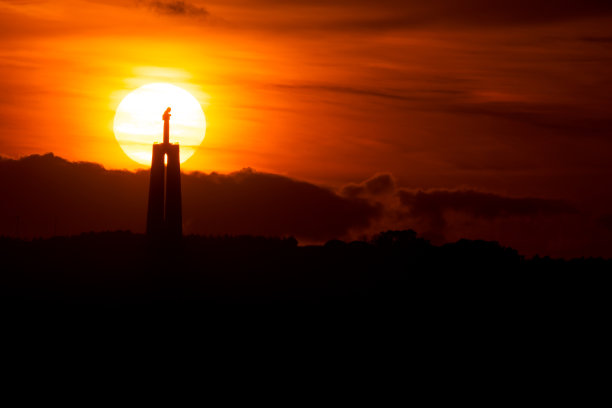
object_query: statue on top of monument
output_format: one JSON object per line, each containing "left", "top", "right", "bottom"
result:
{"left": 162, "top": 107, "right": 171, "bottom": 144}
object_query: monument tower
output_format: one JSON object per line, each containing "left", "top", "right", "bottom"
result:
{"left": 146, "top": 107, "right": 182, "bottom": 238}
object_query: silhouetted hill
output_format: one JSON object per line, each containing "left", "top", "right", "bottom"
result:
{"left": 1, "top": 230, "right": 609, "bottom": 312}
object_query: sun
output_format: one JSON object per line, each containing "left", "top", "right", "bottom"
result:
{"left": 114, "top": 83, "right": 206, "bottom": 165}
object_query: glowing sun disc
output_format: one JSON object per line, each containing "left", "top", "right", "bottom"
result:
{"left": 114, "top": 83, "right": 206, "bottom": 165}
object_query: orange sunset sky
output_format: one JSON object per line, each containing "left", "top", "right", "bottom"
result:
{"left": 1, "top": 0, "right": 612, "bottom": 256}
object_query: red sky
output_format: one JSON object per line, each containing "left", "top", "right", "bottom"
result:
{"left": 1, "top": 0, "right": 612, "bottom": 256}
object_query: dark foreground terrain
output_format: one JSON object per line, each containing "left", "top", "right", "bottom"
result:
{"left": 1, "top": 230, "right": 609, "bottom": 311}
{"left": 2, "top": 229, "right": 610, "bottom": 374}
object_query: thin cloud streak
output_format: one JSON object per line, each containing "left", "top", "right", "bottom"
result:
{"left": 144, "top": 0, "right": 209, "bottom": 19}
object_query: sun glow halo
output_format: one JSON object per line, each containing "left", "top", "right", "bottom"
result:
{"left": 114, "top": 83, "right": 206, "bottom": 165}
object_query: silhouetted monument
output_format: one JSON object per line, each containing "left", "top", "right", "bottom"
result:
{"left": 146, "top": 107, "right": 182, "bottom": 238}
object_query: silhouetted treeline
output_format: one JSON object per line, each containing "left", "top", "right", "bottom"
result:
{"left": 0, "top": 230, "right": 609, "bottom": 312}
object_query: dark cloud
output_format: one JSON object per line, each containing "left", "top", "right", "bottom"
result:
{"left": 397, "top": 188, "right": 577, "bottom": 243}
{"left": 398, "top": 189, "right": 576, "bottom": 219}
{"left": 446, "top": 101, "right": 612, "bottom": 138}
{"left": 580, "top": 36, "right": 612, "bottom": 44}
{"left": 418, "top": 1, "right": 612, "bottom": 26}
{"left": 144, "top": 0, "right": 209, "bottom": 19}
{"left": 341, "top": 173, "right": 395, "bottom": 198}
{"left": 0, "top": 154, "right": 380, "bottom": 241}
{"left": 226, "top": 1, "right": 612, "bottom": 32}
{"left": 182, "top": 168, "right": 381, "bottom": 240}
{"left": 598, "top": 214, "right": 612, "bottom": 231}
{"left": 275, "top": 84, "right": 414, "bottom": 103}
{"left": 1, "top": 157, "right": 609, "bottom": 257}
{"left": 337, "top": 174, "right": 610, "bottom": 257}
